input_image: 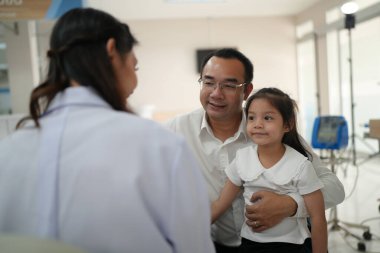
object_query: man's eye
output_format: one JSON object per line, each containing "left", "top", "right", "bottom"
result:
{"left": 222, "top": 83, "right": 237, "bottom": 89}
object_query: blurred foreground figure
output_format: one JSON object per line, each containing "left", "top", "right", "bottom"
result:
{"left": 0, "top": 8, "right": 215, "bottom": 253}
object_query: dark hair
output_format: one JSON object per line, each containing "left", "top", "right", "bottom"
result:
{"left": 199, "top": 48, "right": 254, "bottom": 89}
{"left": 244, "top": 87, "right": 312, "bottom": 159}
{"left": 17, "top": 8, "right": 138, "bottom": 128}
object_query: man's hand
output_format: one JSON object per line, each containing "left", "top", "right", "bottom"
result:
{"left": 245, "top": 191, "right": 297, "bottom": 232}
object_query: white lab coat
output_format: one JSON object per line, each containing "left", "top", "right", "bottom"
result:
{"left": 0, "top": 86, "right": 215, "bottom": 253}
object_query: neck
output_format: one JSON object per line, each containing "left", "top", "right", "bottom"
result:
{"left": 257, "top": 143, "right": 286, "bottom": 169}
{"left": 207, "top": 113, "right": 242, "bottom": 142}
{"left": 70, "top": 80, "right": 81, "bottom": 87}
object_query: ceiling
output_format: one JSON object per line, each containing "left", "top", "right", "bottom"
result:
{"left": 86, "top": 0, "right": 323, "bottom": 21}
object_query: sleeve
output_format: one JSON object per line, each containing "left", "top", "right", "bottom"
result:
{"left": 308, "top": 146, "right": 345, "bottom": 209}
{"left": 294, "top": 160, "right": 324, "bottom": 195}
{"left": 292, "top": 136, "right": 345, "bottom": 218}
{"left": 167, "top": 138, "right": 215, "bottom": 253}
{"left": 225, "top": 157, "right": 243, "bottom": 187}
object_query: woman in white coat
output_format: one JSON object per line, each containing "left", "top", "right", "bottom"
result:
{"left": 0, "top": 8, "right": 215, "bottom": 253}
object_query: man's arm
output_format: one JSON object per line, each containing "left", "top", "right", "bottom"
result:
{"left": 304, "top": 137, "right": 345, "bottom": 209}
{"left": 287, "top": 139, "right": 345, "bottom": 217}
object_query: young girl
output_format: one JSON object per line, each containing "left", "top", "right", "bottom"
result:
{"left": 212, "top": 87, "right": 327, "bottom": 253}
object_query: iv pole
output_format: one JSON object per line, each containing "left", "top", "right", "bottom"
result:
{"left": 341, "top": 2, "right": 358, "bottom": 165}
{"left": 345, "top": 13, "right": 357, "bottom": 165}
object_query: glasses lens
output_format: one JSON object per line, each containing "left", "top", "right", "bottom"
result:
{"left": 199, "top": 79, "right": 244, "bottom": 94}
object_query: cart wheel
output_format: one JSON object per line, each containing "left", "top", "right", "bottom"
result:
{"left": 358, "top": 242, "right": 366, "bottom": 252}
{"left": 363, "top": 231, "right": 372, "bottom": 240}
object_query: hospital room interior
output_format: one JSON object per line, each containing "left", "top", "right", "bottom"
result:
{"left": 0, "top": 0, "right": 379, "bottom": 252}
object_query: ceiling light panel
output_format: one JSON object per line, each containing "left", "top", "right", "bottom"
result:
{"left": 165, "top": 0, "right": 226, "bottom": 3}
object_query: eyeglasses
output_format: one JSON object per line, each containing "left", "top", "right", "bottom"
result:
{"left": 198, "top": 78, "right": 246, "bottom": 94}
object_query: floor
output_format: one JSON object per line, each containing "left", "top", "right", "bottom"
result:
{"left": 326, "top": 151, "right": 380, "bottom": 253}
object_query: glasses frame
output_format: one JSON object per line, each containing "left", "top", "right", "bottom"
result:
{"left": 197, "top": 78, "right": 246, "bottom": 94}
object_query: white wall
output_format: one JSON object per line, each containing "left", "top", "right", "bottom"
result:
{"left": 127, "top": 16, "right": 298, "bottom": 118}
{"left": 10, "top": 16, "right": 298, "bottom": 121}
{"left": 4, "top": 21, "right": 39, "bottom": 114}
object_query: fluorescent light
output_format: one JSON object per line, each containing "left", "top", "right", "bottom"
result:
{"left": 341, "top": 1, "right": 359, "bottom": 14}
{"left": 166, "top": 0, "right": 225, "bottom": 3}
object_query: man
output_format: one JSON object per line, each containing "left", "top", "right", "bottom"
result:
{"left": 166, "top": 48, "right": 344, "bottom": 252}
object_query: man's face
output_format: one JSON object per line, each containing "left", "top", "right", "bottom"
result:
{"left": 200, "top": 56, "right": 249, "bottom": 122}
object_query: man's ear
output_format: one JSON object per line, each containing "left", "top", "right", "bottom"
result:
{"left": 244, "top": 83, "right": 253, "bottom": 100}
{"left": 106, "top": 38, "right": 116, "bottom": 58}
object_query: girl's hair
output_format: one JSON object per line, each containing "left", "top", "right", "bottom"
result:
{"left": 17, "top": 8, "right": 138, "bottom": 128}
{"left": 244, "top": 87, "right": 312, "bottom": 159}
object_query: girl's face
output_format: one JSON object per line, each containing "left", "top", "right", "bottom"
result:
{"left": 246, "top": 98, "right": 289, "bottom": 148}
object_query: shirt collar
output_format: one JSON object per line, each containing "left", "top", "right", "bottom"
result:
{"left": 199, "top": 110, "right": 249, "bottom": 142}
{"left": 44, "top": 86, "right": 111, "bottom": 117}
{"left": 237, "top": 145, "right": 307, "bottom": 185}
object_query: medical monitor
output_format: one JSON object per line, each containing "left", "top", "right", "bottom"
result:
{"left": 311, "top": 116, "right": 349, "bottom": 150}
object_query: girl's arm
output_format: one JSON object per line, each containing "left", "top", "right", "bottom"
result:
{"left": 211, "top": 179, "right": 241, "bottom": 223}
{"left": 303, "top": 189, "right": 327, "bottom": 253}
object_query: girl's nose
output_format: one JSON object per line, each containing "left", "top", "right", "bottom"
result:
{"left": 253, "top": 119, "right": 263, "bottom": 128}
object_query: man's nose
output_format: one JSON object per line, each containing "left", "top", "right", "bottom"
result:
{"left": 210, "top": 83, "right": 224, "bottom": 96}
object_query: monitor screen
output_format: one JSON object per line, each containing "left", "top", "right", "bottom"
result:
{"left": 312, "top": 115, "right": 348, "bottom": 150}
{"left": 317, "top": 117, "right": 343, "bottom": 144}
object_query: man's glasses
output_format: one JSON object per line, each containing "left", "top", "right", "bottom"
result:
{"left": 198, "top": 78, "right": 246, "bottom": 95}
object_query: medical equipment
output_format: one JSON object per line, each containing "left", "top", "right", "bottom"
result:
{"left": 312, "top": 116, "right": 372, "bottom": 252}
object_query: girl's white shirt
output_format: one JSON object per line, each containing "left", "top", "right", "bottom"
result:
{"left": 227, "top": 144, "right": 324, "bottom": 244}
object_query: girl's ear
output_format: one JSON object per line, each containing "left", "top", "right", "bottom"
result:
{"left": 284, "top": 119, "right": 294, "bottom": 133}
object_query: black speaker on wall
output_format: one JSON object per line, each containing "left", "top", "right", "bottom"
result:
{"left": 196, "top": 48, "right": 219, "bottom": 73}
{"left": 196, "top": 48, "right": 237, "bottom": 73}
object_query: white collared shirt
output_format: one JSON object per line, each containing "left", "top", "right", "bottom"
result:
{"left": 166, "top": 109, "right": 249, "bottom": 246}
{"left": 166, "top": 108, "right": 345, "bottom": 246}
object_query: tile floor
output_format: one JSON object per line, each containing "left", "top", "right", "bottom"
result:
{"left": 326, "top": 152, "right": 380, "bottom": 253}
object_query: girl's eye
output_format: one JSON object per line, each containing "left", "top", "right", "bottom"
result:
{"left": 264, "top": 115, "right": 273, "bottom": 120}
{"left": 248, "top": 116, "right": 255, "bottom": 121}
